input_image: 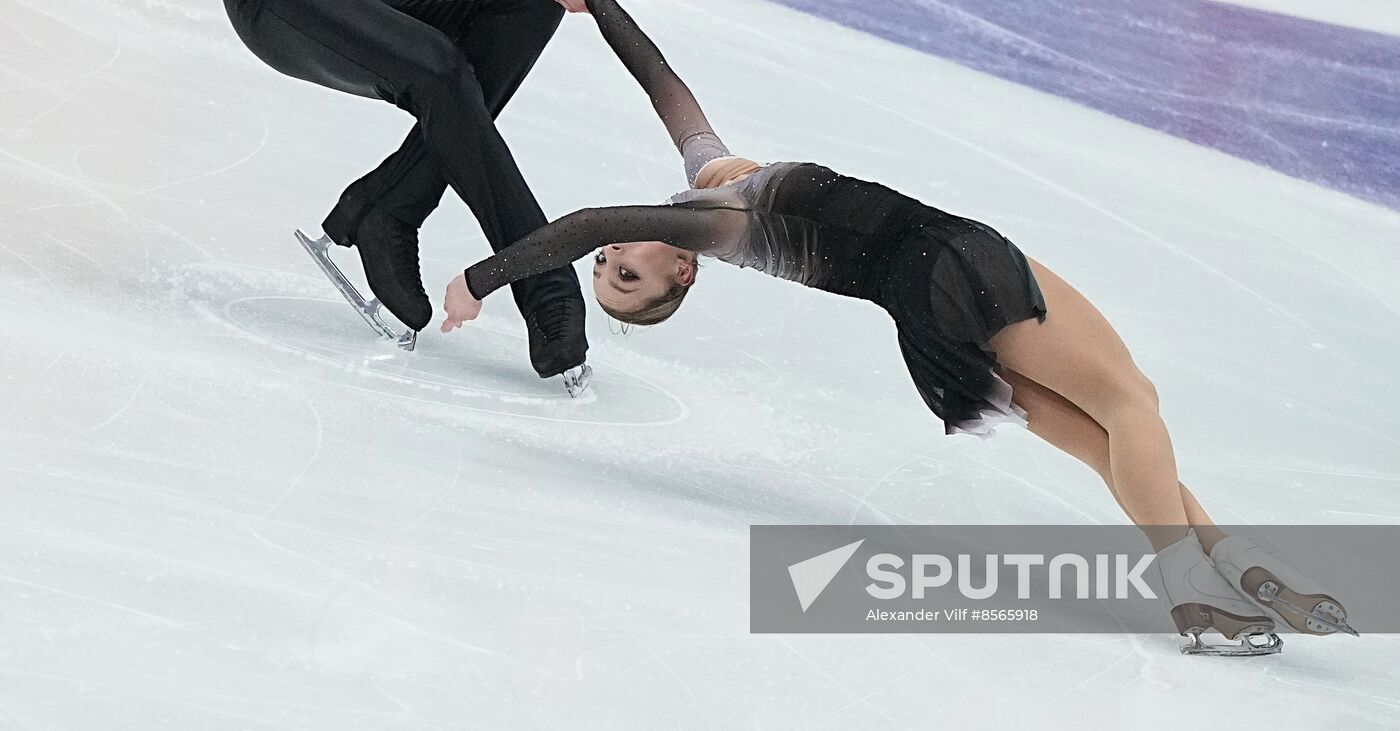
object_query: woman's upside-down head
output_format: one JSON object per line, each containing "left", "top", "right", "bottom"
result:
{"left": 592, "top": 242, "right": 699, "bottom": 326}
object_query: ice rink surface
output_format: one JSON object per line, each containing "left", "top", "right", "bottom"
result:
{"left": 2, "top": 0, "right": 1399, "bottom": 728}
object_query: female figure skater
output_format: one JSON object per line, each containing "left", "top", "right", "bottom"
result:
{"left": 441, "top": 0, "right": 1354, "bottom": 654}
{"left": 223, "top": 0, "right": 590, "bottom": 385}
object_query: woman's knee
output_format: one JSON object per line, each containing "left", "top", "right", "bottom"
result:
{"left": 1139, "top": 372, "right": 1160, "bottom": 409}
{"left": 1087, "top": 369, "right": 1161, "bottom": 431}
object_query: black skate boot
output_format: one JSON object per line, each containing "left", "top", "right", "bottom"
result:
{"left": 525, "top": 295, "right": 591, "bottom": 395}
{"left": 323, "top": 190, "right": 432, "bottom": 332}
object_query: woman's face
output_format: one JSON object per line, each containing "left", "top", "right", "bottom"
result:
{"left": 591, "top": 242, "right": 694, "bottom": 314}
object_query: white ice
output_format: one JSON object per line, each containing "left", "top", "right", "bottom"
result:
{"left": 1, "top": 0, "right": 1398, "bottom": 728}
{"left": 1215, "top": 0, "right": 1400, "bottom": 37}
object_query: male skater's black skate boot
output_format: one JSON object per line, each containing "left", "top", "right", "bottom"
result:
{"left": 526, "top": 294, "right": 590, "bottom": 390}
{"left": 323, "top": 190, "right": 432, "bottom": 332}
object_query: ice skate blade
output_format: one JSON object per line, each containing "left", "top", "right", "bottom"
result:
{"left": 295, "top": 229, "right": 418, "bottom": 352}
{"left": 1253, "top": 575, "right": 1359, "bottom": 636}
{"left": 562, "top": 365, "right": 593, "bottom": 398}
{"left": 1180, "top": 632, "right": 1282, "bottom": 657}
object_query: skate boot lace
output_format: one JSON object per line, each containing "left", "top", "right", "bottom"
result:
{"left": 377, "top": 223, "right": 425, "bottom": 298}
{"left": 389, "top": 235, "right": 421, "bottom": 278}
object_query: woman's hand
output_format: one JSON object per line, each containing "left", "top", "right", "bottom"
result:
{"left": 440, "top": 273, "right": 483, "bottom": 333}
{"left": 554, "top": 0, "right": 590, "bottom": 13}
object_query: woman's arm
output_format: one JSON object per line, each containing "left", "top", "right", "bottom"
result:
{"left": 582, "top": 0, "right": 734, "bottom": 186}
{"left": 466, "top": 204, "right": 748, "bottom": 299}
{"left": 440, "top": 203, "right": 753, "bottom": 331}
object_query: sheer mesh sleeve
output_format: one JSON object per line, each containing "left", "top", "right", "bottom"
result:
{"left": 464, "top": 204, "right": 751, "bottom": 300}
{"left": 585, "top": 0, "right": 731, "bottom": 185}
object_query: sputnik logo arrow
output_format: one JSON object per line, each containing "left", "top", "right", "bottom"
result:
{"left": 788, "top": 539, "right": 864, "bottom": 612}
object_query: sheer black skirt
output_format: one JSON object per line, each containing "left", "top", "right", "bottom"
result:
{"left": 879, "top": 220, "right": 1047, "bottom": 436}
{"left": 760, "top": 164, "right": 1049, "bottom": 437}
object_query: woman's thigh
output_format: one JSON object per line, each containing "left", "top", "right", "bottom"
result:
{"left": 989, "top": 258, "right": 1157, "bottom": 423}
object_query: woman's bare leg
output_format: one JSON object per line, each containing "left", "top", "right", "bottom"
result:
{"left": 1181, "top": 485, "right": 1227, "bottom": 552}
{"left": 996, "top": 366, "right": 1125, "bottom": 509}
{"left": 998, "top": 366, "right": 1228, "bottom": 552}
{"left": 990, "top": 258, "right": 1187, "bottom": 550}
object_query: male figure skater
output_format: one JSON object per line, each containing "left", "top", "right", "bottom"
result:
{"left": 224, "top": 0, "right": 589, "bottom": 390}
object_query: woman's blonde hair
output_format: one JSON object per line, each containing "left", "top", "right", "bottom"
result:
{"left": 602, "top": 157, "right": 753, "bottom": 326}
{"left": 598, "top": 253, "right": 699, "bottom": 327}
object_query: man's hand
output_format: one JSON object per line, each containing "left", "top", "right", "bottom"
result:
{"left": 554, "top": 0, "right": 589, "bottom": 13}
{"left": 440, "top": 273, "right": 483, "bottom": 333}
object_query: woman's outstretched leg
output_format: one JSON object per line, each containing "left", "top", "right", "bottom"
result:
{"left": 1003, "top": 334, "right": 1347, "bottom": 639}
{"left": 1180, "top": 484, "right": 1228, "bottom": 552}
{"left": 989, "top": 258, "right": 1186, "bottom": 550}
{"left": 998, "top": 366, "right": 1228, "bottom": 552}
{"left": 990, "top": 261, "right": 1280, "bottom": 644}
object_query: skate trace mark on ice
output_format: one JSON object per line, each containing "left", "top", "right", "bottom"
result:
{"left": 191, "top": 264, "right": 687, "bottom": 427}
{"left": 297, "top": 229, "right": 592, "bottom": 397}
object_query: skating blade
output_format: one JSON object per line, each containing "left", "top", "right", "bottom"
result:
{"left": 562, "top": 365, "right": 593, "bottom": 398}
{"left": 295, "top": 229, "right": 418, "bottom": 351}
{"left": 1179, "top": 632, "right": 1283, "bottom": 657}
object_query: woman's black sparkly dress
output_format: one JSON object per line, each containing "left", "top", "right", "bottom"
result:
{"left": 466, "top": 0, "right": 1047, "bottom": 435}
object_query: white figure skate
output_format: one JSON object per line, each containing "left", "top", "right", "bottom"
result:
{"left": 1210, "top": 535, "right": 1358, "bottom": 637}
{"left": 1156, "top": 530, "right": 1282, "bottom": 656}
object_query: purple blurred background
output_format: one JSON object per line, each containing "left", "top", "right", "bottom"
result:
{"left": 771, "top": 0, "right": 1400, "bottom": 211}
